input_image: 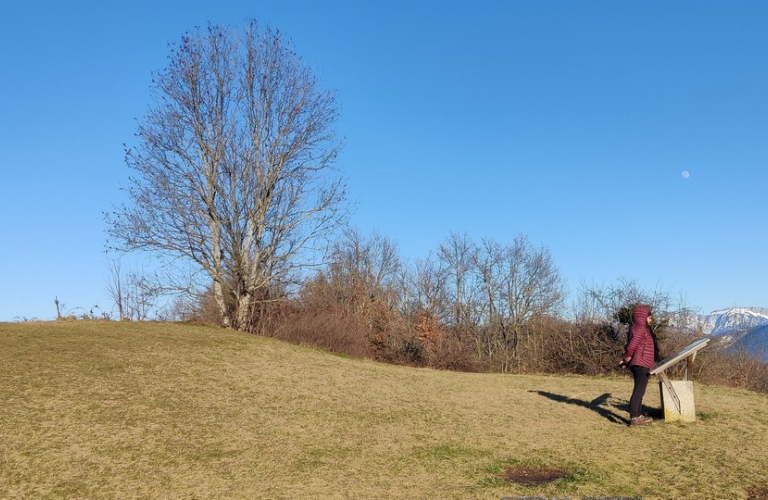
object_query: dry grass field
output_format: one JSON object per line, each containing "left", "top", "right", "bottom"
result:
{"left": 1, "top": 321, "right": 767, "bottom": 499}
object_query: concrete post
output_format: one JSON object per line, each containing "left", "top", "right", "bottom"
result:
{"left": 659, "top": 380, "right": 696, "bottom": 422}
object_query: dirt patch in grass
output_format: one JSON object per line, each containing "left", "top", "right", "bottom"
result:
{"left": 501, "top": 465, "right": 567, "bottom": 486}
{"left": 748, "top": 483, "right": 768, "bottom": 500}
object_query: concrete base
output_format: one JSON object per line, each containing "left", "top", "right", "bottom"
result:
{"left": 659, "top": 380, "right": 696, "bottom": 422}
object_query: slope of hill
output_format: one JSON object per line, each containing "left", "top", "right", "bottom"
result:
{"left": 1, "top": 321, "right": 767, "bottom": 499}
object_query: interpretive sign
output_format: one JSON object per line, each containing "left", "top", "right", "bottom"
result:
{"left": 650, "top": 338, "right": 710, "bottom": 422}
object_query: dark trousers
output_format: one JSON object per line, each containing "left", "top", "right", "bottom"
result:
{"left": 629, "top": 365, "right": 651, "bottom": 418}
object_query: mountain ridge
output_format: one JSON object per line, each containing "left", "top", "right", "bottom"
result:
{"left": 694, "top": 307, "right": 768, "bottom": 362}
{"left": 700, "top": 306, "right": 768, "bottom": 337}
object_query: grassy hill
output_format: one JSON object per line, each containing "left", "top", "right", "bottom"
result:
{"left": 1, "top": 321, "right": 767, "bottom": 499}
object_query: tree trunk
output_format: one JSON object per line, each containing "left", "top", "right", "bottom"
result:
{"left": 236, "top": 292, "right": 252, "bottom": 331}
{"left": 213, "top": 278, "right": 231, "bottom": 328}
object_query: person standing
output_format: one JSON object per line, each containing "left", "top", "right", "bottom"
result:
{"left": 620, "top": 305, "right": 656, "bottom": 426}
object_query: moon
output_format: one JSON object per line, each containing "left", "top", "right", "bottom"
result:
{"left": 681, "top": 170, "right": 690, "bottom": 179}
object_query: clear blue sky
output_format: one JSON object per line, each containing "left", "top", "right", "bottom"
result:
{"left": 1, "top": 0, "right": 766, "bottom": 321}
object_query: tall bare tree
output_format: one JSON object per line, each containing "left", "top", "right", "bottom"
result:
{"left": 439, "top": 232, "right": 480, "bottom": 330}
{"left": 107, "top": 21, "right": 345, "bottom": 330}
{"left": 499, "top": 234, "right": 565, "bottom": 365}
{"left": 473, "top": 237, "right": 506, "bottom": 360}
{"left": 465, "top": 234, "right": 566, "bottom": 371}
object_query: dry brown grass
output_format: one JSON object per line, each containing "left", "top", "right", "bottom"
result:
{"left": 1, "top": 321, "right": 767, "bottom": 499}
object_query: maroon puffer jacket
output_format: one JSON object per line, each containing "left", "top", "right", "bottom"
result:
{"left": 623, "top": 306, "right": 656, "bottom": 369}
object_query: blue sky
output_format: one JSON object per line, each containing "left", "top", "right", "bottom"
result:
{"left": 1, "top": 1, "right": 766, "bottom": 321}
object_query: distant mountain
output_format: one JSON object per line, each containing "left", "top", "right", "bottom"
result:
{"left": 700, "top": 307, "right": 768, "bottom": 337}
{"left": 728, "top": 324, "right": 768, "bottom": 362}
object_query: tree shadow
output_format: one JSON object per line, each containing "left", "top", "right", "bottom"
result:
{"left": 531, "top": 390, "right": 634, "bottom": 425}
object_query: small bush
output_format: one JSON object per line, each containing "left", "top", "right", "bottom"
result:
{"left": 270, "top": 303, "right": 373, "bottom": 359}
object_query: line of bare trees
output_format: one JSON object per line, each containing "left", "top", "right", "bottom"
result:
{"left": 274, "top": 229, "right": 567, "bottom": 373}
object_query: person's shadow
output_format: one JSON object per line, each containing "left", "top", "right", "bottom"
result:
{"left": 530, "top": 391, "right": 659, "bottom": 425}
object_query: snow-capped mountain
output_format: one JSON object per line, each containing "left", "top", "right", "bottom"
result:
{"left": 700, "top": 307, "right": 768, "bottom": 337}
{"left": 663, "top": 307, "right": 768, "bottom": 362}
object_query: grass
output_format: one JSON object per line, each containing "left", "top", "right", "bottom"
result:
{"left": 1, "top": 321, "right": 767, "bottom": 499}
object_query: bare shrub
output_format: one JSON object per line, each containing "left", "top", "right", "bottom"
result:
{"left": 414, "top": 312, "right": 480, "bottom": 372}
{"left": 526, "top": 317, "right": 624, "bottom": 375}
{"left": 692, "top": 347, "right": 768, "bottom": 394}
{"left": 427, "top": 334, "right": 480, "bottom": 372}
{"left": 370, "top": 327, "right": 426, "bottom": 367}
{"left": 270, "top": 303, "right": 373, "bottom": 359}
{"left": 167, "top": 287, "right": 226, "bottom": 326}
{"left": 263, "top": 296, "right": 480, "bottom": 372}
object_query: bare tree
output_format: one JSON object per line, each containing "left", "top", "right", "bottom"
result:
{"left": 573, "top": 277, "right": 700, "bottom": 358}
{"left": 105, "top": 259, "right": 127, "bottom": 320}
{"left": 107, "top": 21, "right": 345, "bottom": 330}
{"left": 501, "top": 234, "right": 566, "bottom": 363}
{"left": 310, "top": 227, "right": 402, "bottom": 320}
{"left": 472, "top": 237, "right": 506, "bottom": 361}
{"left": 470, "top": 234, "right": 566, "bottom": 371}
{"left": 105, "top": 258, "right": 163, "bottom": 321}
{"left": 409, "top": 253, "right": 448, "bottom": 322}
{"left": 575, "top": 277, "right": 672, "bottom": 326}
{"left": 438, "top": 232, "right": 480, "bottom": 330}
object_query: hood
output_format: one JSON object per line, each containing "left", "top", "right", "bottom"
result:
{"left": 633, "top": 306, "right": 651, "bottom": 325}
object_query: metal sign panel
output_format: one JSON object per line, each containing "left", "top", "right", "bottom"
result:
{"left": 650, "top": 338, "right": 710, "bottom": 375}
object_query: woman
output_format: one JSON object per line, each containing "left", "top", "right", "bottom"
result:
{"left": 620, "top": 305, "right": 656, "bottom": 426}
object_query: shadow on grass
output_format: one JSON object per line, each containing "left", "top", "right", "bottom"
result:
{"left": 531, "top": 390, "right": 661, "bottom": 425}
